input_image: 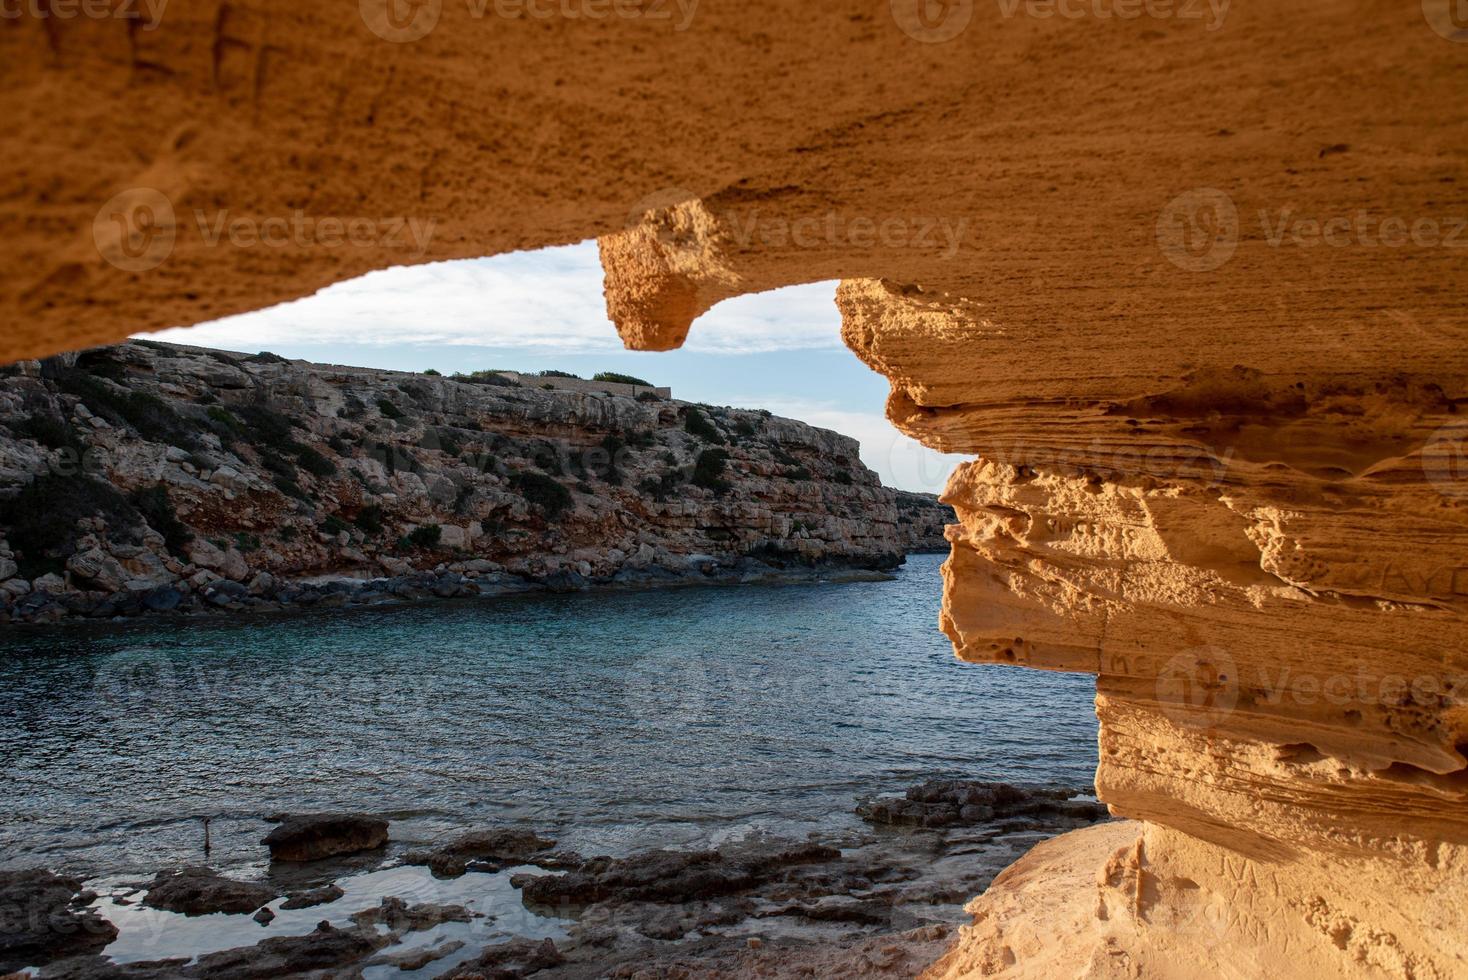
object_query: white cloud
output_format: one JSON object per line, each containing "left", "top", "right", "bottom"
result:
{"left": 142, "top": 242, "right": 844, "bottom": 356}
{"left": 744, "top": 396, "right": 966, "bottom": 495}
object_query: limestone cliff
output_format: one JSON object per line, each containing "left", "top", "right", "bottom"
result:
{"left": 1, "top": 3, "right": 1466, "bottom": 977}
{"left": 0, "top": 341, "right": 950, "bottom": 622}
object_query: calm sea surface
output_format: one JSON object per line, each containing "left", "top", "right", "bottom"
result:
{"left": 0, "top": 554, "right": 1098, "bottom": 876}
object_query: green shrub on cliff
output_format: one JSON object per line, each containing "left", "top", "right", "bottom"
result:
{"left": 377, "top": 399, "right": 405, "bottom": 420}
{"left": 407, "top": 524, "right": 442, "bottom": 548}
{"left": 692, "top": 448, "right": 731, "bottom": 493}
{"left": 130, "top": 484, "right": 193, "bottom": 558}
{"left": 294, "top": 445, "right": 338, "bottom": 478}
{"left": 353, "top": 505, "right": 386, "bottom": 534}
{"left": 0, "top": 474, "right": 139, "bottom": 578}
{"left": 510, "top": 471, "right": 572, "bottom": 520}
{"left": 592, "top": 371, "right": 653, "bottom": 387}
{"left": 683, "top": 407, "right": 723, "bottom": 444}
{"left": 54, "top": 369, "right": 199, "bottom": 450}
{"left": 14, "top": 414, "right": 82, "bottom": 453}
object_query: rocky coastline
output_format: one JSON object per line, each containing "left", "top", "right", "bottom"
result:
{"left": 0, "top": 780, "right": 1111, "bottom": 980}
{"left": 0, "top": 342, "right": 953, "bottom": 625}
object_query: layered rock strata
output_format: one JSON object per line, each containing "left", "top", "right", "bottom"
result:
{"left": 0, "top": 341, "right": 949, "bottom": 622}
{"left": 2, "top": 3, "right": 1466, "bottom": 977}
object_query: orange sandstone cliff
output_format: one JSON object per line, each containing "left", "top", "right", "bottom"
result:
{"left": 2, "top": 1, "right": 1466, "bottom": 976}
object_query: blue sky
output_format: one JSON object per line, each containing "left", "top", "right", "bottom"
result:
{"left": 140, "top": 241, "right": 964, "bottom": 492}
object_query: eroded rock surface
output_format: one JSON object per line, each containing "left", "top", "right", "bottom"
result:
{"left": 3, "top": 5, "right": 1466, "bottom": 976}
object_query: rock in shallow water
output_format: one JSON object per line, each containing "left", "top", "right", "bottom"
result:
{"left": 401, "top": 826, "right": 556, "bottom": 878}
{"left": 856, "top": 779, "right": 1108, "bottom": 829}
{"left": 0, "top": 870, "right": 117, "bottom": 972}
{"left": 261, "top": 813, "right": 389, "bottom": 862}
{"left": 278, "top": 884, "right": 343, "bottom": 910}
{"left": 517, "top": 840, "right": 841, "bottom": 907}
{"left": 141, "top": 867, "right": 277, "bottom": 917}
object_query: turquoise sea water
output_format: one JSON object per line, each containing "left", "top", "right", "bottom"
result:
{"left": 0, "top": 554, "right": 1098, "bottom": 875}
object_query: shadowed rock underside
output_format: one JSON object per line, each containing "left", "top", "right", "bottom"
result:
{"left": 2, "top": 2, "right": 1467, "bottom": 976}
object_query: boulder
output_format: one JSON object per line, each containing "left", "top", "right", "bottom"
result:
{"left": 349, "top": 896, "right": 472, "bottom": 932}
{"left": 186, "top": 538, "right": 226, "bottom": 571}
{"left": 141, "top": 586, "right": 184, "bottom": 612}
{"left": 142, "top": 867, "right": 277, "bottom": 916}
{"left": 278, "top": 884, "right": 343, "bottom": 910}
{"left": 220, "top": 548, "right": 250, "bottom": 583}
{"left": 187, "top": 920, "right": 387, "bottom": 978}
{"left": 0, "top": 869, "right": 117, "bottom": 973}
{"left": 438, "top": 937, "right": 563, "bottom": 979}
{"left": 261, "top": 813, "right": 389, "bottom": 862}
{"left": 32, "top": 572, "right": 66, "bottom": 593}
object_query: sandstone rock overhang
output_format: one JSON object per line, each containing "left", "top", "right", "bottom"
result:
{"left": 3, "top": 3, "right": 1466, "bottom": 977}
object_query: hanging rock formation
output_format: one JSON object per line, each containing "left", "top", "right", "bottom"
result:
{"left": 2, "top": 2, "right": 1466, "bottom": 976}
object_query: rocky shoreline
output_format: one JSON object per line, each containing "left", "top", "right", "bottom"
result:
{"left": 0, "top": 553, "right": 907, "bottom": 626}
{"left": 0, "top": 342, "right": 954, "bottom": 626}
{"left": 0, "top": 780, "right": 1110, "bottom": 980}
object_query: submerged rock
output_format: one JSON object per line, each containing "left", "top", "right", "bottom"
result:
{"left": 437, "top": 937, "right": 564, "bottom": 979}
{"left": 261, "top": 813, "right": 389, "bottom": 862}
{"left": 350, "top": 896, "right": 475, "bottom": 933}
{"left": 278, "top": 884, "right": 343, "bottom": 910}
{"left": 141, "top": 867, "right": 277, "bottom": 917}
{"left": 517, "top": 839, "right": 840, "bottom": 908}
{"left": 401, "top": 827, "right": 556, "bottom": 878}
{"left": 187, "top": 920, "right": 388, "bottom": 978}
{"left": 856, "top": 780, "right": 1108, "bottom": 829}
{"left": 0, "top": 870, "right": 117, "bottom": 972}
